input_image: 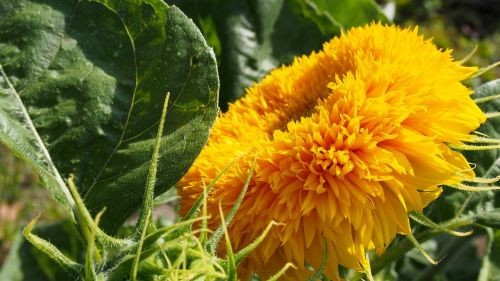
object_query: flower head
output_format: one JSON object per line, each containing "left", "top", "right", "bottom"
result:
{"left": 178, "top": 23, "right": 485, "bottom": 280}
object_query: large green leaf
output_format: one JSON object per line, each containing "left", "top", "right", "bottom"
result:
{"left": 0, "top": 0, "right": 219, "bottom": 232}
{"left": 211, "top": 0, "right": 284, "bottom": 108}
{"left": 0, "top": 0, "right": 75, "bottom": 219}
{"left": 168, "top": 0, "right": 388, "bottom": 109}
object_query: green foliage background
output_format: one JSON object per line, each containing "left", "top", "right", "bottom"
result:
{"left": 167, "top": 0, "right": 387, "bottom": 109}
{"left": 0, "top": 0, "right": 498, "bottom": 280}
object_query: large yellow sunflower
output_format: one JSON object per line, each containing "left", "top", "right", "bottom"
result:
{"left": 178, "top": 23, "right": 486, "bottom": 280}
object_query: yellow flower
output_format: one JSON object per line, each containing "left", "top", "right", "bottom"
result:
{"left": 178, "top": 23, "right": 485, "bottom": 280}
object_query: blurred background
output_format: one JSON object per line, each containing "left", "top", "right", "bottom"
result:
{"left": 389, "top": 0, "right": 499, "bottom": 82}
{"left": 1, "top": 0, "right": 498, "bottom": 278}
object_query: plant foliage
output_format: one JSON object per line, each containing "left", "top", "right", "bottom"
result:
{"left": 0, "top": 0, "right": 219, "bottom": 232}
{"left": 0, "top": 0, "right": 498, "bottom": 281}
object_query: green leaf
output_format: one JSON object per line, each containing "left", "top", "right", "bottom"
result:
{"left": 210, "top": 0, "right": 288, "bottom": 107}
{"left": 300, "top": 0, "right": 388, "bottom": 30}
{"left": 410, "top": 211, "right": 473, "bottom": 236}
{"left": 289, "top": 0, "right": 343, "bottom": 35}
{"left": 461, "top": 79, "right": 500, "bottom": 224}
{"left": 478, "top": 228, "right": 500, "bottom": 281}
{"left": 22, "top": 215, "right": 82, "bottom": 274}
{"left": 0, "top": 221, "right": 83, "bottom": 281}
{"left": 136, "top": 94, "right": 170, "bottom": 235}
{"left": 267, "top": 263, "right": 297, "bottom": 281}
{"left": 207, "top": 154, "right": 256, "bottom": 254}
{"left": 395, "top": 235, "right": 482, "bottom": 281}
{"left": 467, "top": 79, "right": 500, "bottom": 177}
{"left": 183, "top": 154, "right": 243, "bottom": 221}
{"left": 0, "top": 57, "right": 75, "bottom": 218}
{"left": 0, "top": 0, "right": 219, "bottom": 232}
{"left": 475, "top": 210, "right": 500, "bottom": 229}
{"left": 218, "top": 203, "right": 236, "bottom": 281}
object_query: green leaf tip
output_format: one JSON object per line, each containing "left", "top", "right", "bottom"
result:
{"left": 449, "top": 183, "right": 500, "bottom": 192}
{"left": 23, "top": 214, "right": 83, "bottom": 273}
{"left": 267, "top": 263, "right": 297, "bottom": 281}
{"left": 183, "top": 153, "right": 245, "bottom": 221}
{"left": 470, "top": 61, "right": 500, "bottom": 79}
{"left": 218, "top": 201, "right": 236, "bottom": 281}
{"left": 466, "top": 137, "right": 500, "bottom": 144}
{"left": 407, "top": 233, "right": 439, "bottom": 265}
{"left": 410, "top": 211, "right": 473, "bottom": 237}
{"left": 233, "top": 221, "right": 281, "bottom": 266}
{"left": 459, "top": 44, "right": 478, "bottom": 65}
{"left": 485, "top": 112, "right": 500, "bottom": 119}
{"left": 461, "top": 175, "right": 500, "bottom": 184}
{"left": 207, "top": 152, "right": 258, "bottom": 255}
{"left": 449, "top": 143, "right": 500, "bottom": 151}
